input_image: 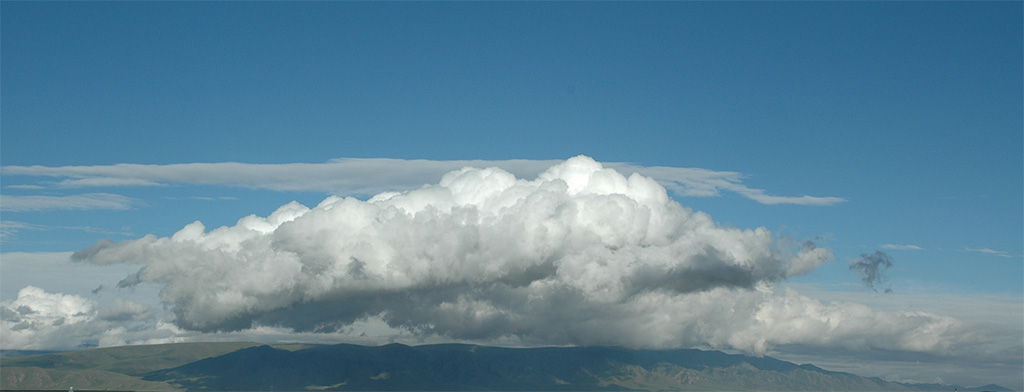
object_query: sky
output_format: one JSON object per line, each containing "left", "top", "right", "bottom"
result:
{"left": 1, "top": 1, "right": 1021, "bottom": 390}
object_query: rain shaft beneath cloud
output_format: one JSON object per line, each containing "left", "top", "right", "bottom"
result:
{"left": 72, "top": 156, "right": 967, "bottom": 353}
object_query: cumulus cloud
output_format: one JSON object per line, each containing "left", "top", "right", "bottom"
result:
{"left": 72, "top": 157, "right": 829, "bottom": 335}
{"left": 0, "top": 286, "right": 156, "bottom": 350}
{"left": 849, "top": 251, "right": 894, "bottom": 293}
{"left": 62, "top": 156, "right": 998, "bottom": 360}
{"left": 3, "top": 158, "right": 845, "bottom": 206}
{"left": 0, "top": 193, "right": 137, "bottom": 212}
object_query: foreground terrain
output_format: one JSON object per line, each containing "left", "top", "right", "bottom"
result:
{"left": 0, "top": 342, "right": 1012, "bottom": 391}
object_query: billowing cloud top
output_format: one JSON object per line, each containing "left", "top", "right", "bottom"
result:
{"left": 69, "top": 156, "right": 979, "bottom": 355}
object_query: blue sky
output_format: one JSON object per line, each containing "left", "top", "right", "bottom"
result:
{"left": 1, "top": 2, "right": 1021, "bottom": 389}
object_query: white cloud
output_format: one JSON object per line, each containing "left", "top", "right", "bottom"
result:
{"left": 965, "top": 247, "right": 1014, "bottom": 258}
{"left": 3, "top": 157, "right": 1017, "bottom": 389}
{"left": 60, "top": 156, "right": 1005, "bottom": 362}
{"left": 0, "top": 252, "right": 153, "bottom": 306}
{"left": 0, "top": 221, "right": 134, "bottom": 241}
{"left": 72, "top": 157, "right": 834, "bottom": 336}
{"left": 0, "top": 220, "right": 32, "bottom": 239}
{"left": 0, "top": 193, "right": 137, "bottom": 212}
{"left": 58, "top": 177, "right": 164, "bottom": 187}
{"left": 882, "top": 244, "right": 924, "bottom": 251}
{"left": 162, "top": 196, "right": 239, "bottom": 201}
{"left": 2, "top": 157, "right": 845, "bottom": 206}
{"left": 769, "top": 284, "right": 1023, "bottom": 390}
{"left": 0, "top": 286, "right": 157, "bottom": 350}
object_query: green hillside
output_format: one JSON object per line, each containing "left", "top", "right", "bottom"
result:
{"left": 1, "top": 366, "right": 177, "bottom": 391}
{"left": 0, "top": 342, "right": 260, "bottom": 390}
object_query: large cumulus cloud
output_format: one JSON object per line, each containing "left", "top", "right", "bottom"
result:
{"left": 70, "top": 156, "right": 974, "bottom": 356}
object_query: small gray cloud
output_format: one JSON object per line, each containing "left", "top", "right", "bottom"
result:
{"left": 98, "top": 298, "right": 154, "bottom": 322}
{"left": 850, "top": 250, "right": 894, "bottom": 293}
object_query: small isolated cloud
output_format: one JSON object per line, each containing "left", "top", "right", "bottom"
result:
{"left": 850, "top": 250, "right": 894, "bottom": 293}
{"left": 3, "top": 158, "right": 845, "bottom": 206}
{"left": 0, "top": 193, "right": 137, "bottom": 212}
{"left": 965, "top": 247, "right": 1013, "bottom": 258}
{"left": 882, "top": 244, "right": 924, "bottom": 251}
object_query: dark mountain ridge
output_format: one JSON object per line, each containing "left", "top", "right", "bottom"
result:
{"left": 2, "top": 342, "right": 1013, "bottom": 391}
{"left": 143, "top": 343, "right": 1011, "bottom": 391}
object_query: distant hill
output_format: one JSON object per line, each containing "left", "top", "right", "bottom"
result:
{"left": 1, "top": 342, "right": 1014, "bottom": 391}
{"left": 0, "top": 350, "right": 64, "bottom": 359}
{"left": 1, "top": 342, "right": 259, "bottom": 390}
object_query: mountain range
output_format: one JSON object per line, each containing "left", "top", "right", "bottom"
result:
{"left": 0, "top": 342, "right": 1013, "bottom": 391}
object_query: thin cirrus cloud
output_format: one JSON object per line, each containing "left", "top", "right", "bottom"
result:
{"left": 0, "top": 193, "right": 138, "bottom": 212}
{"left": 0, "top": 220, "right": 134, "bottom": 240}
{"left": 1, "top": 157, "right": 846, "bottom": 206}
{"left": 881, "top": 244, "right": 924, "bottom": 251}
{"left": 965, "top": 247, "right": 1014, "bottom": 258}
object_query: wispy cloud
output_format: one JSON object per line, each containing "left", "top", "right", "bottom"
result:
{"left": 0, "top": 193, "right": 138, "bottom": 212}
{"left": 0, "top": 220, "right": 32, "bottom": 239}
{"left": 57, "top": 178, "right": 164, "bottom": 187}
{"left": 2, "top": 158, "right": 846, "bottom": 206}
{"left": 4, "top": 184, "right": 46, "bottom": 190}
{"left": 882, "top": 244, "right": 924, "bottom": 251}
{"left": 1, "top": 220, "right": 134, "bottom": 239}
{"left": 965, "top": 247, "right": 1014, "bottom": 258}
{"left": 614, "top": 164, "right": 846, "bottom": 206}
{"left": 162, "top": 196, "right": 239, "bottom": 201}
